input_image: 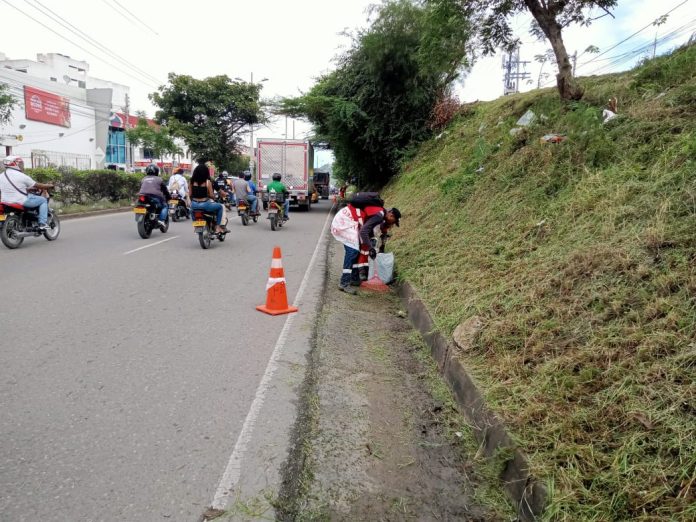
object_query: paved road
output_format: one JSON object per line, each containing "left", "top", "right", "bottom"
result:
{"left": 0, "top": 203, "right": 332, "bottom": 521}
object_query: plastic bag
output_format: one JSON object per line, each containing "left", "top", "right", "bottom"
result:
{"left": 368, "top": 252, "right": 395, "bottom": 284}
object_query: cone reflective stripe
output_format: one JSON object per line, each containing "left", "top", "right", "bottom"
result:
{"left": 256, "top": 246, "right": 298, "bottom": 316}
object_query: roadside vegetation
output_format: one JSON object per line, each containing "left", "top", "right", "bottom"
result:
{"left": 384, "top": 45, "right": 696, "bottom": 520}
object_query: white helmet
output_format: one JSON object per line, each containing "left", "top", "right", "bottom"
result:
{"left": 2, "top": 155, "right": 24, "bottom": 169}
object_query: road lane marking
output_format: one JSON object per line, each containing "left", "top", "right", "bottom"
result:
{"left": 123, "top": 236, "right": 180, "bottom": 255}
{"left": 211, "top": 207, "right": 334, "bottom": 510}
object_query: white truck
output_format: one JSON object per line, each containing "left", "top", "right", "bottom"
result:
{"left": 256, "top": 139, "right": 315, "bottom": 211}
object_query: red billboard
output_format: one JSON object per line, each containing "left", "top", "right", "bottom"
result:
{"left": 24, "top": 86, "right": 71, "bottom": 128}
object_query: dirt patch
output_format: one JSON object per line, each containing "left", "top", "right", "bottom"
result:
{"left": 286, "top": 241, "right": 508, "bottom": 521}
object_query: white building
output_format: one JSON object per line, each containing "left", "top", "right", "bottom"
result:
{"left": 0, "top": 52, "right": 190, "bottom": 173}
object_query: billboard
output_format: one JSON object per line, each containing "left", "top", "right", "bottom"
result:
{"left": 23, "top": 86, "right": 71, "bottom": 128}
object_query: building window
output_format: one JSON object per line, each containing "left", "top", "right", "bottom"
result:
{"left": 142, "top": 148, "right": 154, "bottom": 160}
{"left": 78, "top": 80, "right": 86, "bottom": 88}
{"left": 106, "top": 128, "right": 126, "bottom": 164}
{"left": 50, "top": 77, "right": 57, "bottom": 82}
{"left": 16, "top": 68, "right": 27, "bottom": 73}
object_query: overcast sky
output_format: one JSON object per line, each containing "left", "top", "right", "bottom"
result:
{"left": 1, "top": 0, "right": 694, "bottom": 165}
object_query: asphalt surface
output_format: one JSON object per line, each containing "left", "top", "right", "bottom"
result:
{"left": 0, "top": 203, "right": 333, "bottom": 521}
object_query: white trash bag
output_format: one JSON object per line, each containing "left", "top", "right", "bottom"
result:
{"left": 368, "top": 252, "right": 395, "bottom": 284}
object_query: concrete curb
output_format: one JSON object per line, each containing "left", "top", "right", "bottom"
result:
{"left": 58, "top": 207, "right": 133, "bottom": 220}
{"left": 397, "top": 282, "right": 547, "bottom": 521}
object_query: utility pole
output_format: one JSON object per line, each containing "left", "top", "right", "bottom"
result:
{"left": 123, "top": 93, "right": 131, "bottom": 170}
{"left": 572, "top": 51, "right": 578, "bottom": 76}
{"left": 249, "top": 72, "right": 254, "bottom": 175}
{"left": 502, "top": 45, "right": 530, "bottom": 96}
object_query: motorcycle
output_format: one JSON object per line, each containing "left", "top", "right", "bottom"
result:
{"left": 133, "top": 194, "right": 169, "bottom": 239}
{"left": 267, "top": 192, "right": 286, "bottom": 231}
{"left": 168, "top": 193, "right": 189, "bottom": 222}
{"left": 236, "top": 197, "right": 259, "bottom": 226}
{"left": 192, "top": 208, "right": 228, "bottom": 249}
{"left": 0, "top": 194, "right": 60, "bottom": 249}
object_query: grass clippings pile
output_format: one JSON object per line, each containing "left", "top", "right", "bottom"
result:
{"left": 385, "top": 45, "right": 696, "bottom": 520}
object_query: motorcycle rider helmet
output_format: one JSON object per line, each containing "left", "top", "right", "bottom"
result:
{"left": 244, "top": 172, "right": 252, "bottom": 181}
{"left": 272, "top": 173, "right": 282, "bottom": 181}
{"left": 145, "top": 164, "right": 159, "bottom": 176}
{"left": 2, "top": 155, "right": 24, "bottom": 169}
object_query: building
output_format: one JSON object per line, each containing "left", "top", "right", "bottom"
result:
{"left": 0, "top": 52, "right": 190, "bottom": 173}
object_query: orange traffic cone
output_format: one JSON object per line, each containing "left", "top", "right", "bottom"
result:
{"left": 256, "top": 246, "right": 299, "bottom": 316}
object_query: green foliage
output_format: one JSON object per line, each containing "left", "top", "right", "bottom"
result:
{"left": 26, "top": 168, "right": 142, "bottom": 204}
{"left": 384, "top": 46, "right": 696, "bottom": 520}
{"left": 0, "top": 83, "right": 16, "bottom": 126}
{"left": 280, "top": 0, "right": 473, "bottom": 187}
{"left": 150, "top": 73, "right": 265, "bottom": 171}
{"left": 125, "top": 117, "right": 181, "bottom": 161}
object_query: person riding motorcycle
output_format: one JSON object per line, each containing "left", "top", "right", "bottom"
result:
{"left": 167, "top": 167, "right": 190, "bottom": 211}
{"left": 266, "top": 173, "right": 290, "bottom": 221}
{"left": 190, "top": 163, "right": 226, "bottom": 234}
{"left": 138, "top": 164, "right": 170, "bottom": 230}
{"left": 214, "top": 171, "right": 232, "bottom": 207}
{"left": 232, "top": 172, "right": 258, "bottom": 215}
{"left": 0, "top": 155, "right": 55, "bottom": 230}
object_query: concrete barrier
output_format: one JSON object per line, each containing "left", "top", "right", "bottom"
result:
{"left": 397, "top": 281, "right": 547, "bottom": 521}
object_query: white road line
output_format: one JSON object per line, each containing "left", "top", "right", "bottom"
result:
{"left": 210, "top": 207, "right": 334, "bottom": 510}
{"left": 123, "top": 236, "right": 180, "bottom": 255}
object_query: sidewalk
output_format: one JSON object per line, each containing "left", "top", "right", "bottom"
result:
{"left": 275, "top": 240, "right": 512, "bottom": 521}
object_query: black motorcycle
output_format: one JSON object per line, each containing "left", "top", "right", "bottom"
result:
{"left": 0, "top": 195, "right": 60, "bottom": 249}
{"left": 133, "top": 194, "right": 169, "bottom": 239}
{"left": 168, "top": 193, "right": 189, "bottom": 222}
{"left": 192, "top": 208, "right": 227, "bottom": 249}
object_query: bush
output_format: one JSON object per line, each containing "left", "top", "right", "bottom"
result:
{"left": 25, "top": 167, "right": 143, "bottom": 204}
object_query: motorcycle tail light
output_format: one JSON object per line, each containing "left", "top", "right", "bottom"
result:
{"left": 194, "top": 211, "right": 204, "bottom": 219}
{"left": 139, "top": 195, "right": 146, "bottom": 203}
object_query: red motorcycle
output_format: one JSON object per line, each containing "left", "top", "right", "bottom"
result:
{"left": 0, "top": 194, "right": 60, "bottom": 249}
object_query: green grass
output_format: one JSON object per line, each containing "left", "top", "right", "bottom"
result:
{"left": 385, "top": 45, "right": 696, "bottom": 520}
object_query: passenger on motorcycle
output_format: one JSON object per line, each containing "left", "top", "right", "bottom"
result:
{"left": 167, "top": 167, "right": 190, "bottom": 209}
{"left": 190, "top": 163, "right": 226, "bottom": 234}
{"left": 0, "top": 155, "right": 55, "bottom": 230}
{"left": 138, "top": 164, "right": 171, "bottom": 229}
{"left": 232, "top": 172, "right": 258, "bottom": 215}
{"left": 267, "top": 173, "right": 290, "bottom": 221}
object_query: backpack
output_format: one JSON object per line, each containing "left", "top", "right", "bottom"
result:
{"left": 349, "top": 191, "right": 384, "bottom": 209}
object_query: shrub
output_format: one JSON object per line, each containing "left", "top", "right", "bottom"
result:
{"left": 25, "top": 167, "right": 144, "bottom": 204}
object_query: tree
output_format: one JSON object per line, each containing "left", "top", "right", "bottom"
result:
{"left": 0, "top": 83, "right": 16, "bottom": 126}
{"left": 280, "top": 0, "right": 474, "bottom": 187}
{"left": 125, "top": 116, "right": 181, "bottom": 165}
{"left": 150, "top": 74, "right": 265, "bottom": 172}
{"left": 473, "top": 0, "right": 617, "bottom": 100}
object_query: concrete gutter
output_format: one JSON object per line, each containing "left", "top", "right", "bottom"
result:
{"left": 397, "top": 282, "right": 547, "bottom": 521}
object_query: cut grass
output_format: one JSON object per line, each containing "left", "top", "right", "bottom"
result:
{"left": 385, "top": 45, "right": 696, "bottom": 520}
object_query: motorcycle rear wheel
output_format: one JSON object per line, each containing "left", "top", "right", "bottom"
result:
{"left": 270, "top": 214, "right": 277, "bottom": 231}
{"left": 172, "top": 210, "right": 180, "bottom": 222}
{"left": 43, "top": 213, "right": 60, "bottom": 241}
{"left": 0, "top": 216, "right": 24, "bottom": 249}
{"left": 199, "top": 228, "right": 211, "bottom": 249}
{"left": 137, "top": 219, "right": 152, "bottom": 239}
{"left": 241, "top": 214, "right": 249, "bottom": 226}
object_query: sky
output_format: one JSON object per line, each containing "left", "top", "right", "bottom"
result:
{"left": 1, "top": 0, "right": 695, "bottom": 166}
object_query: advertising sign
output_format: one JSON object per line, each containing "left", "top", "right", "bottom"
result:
{"left": 24, "top": 86, "right": 71, "bottom": 128}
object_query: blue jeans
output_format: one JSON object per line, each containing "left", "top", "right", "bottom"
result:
{"left": 191, "top": 200, "right": 223, "bottom": 225}
{"left": 340, "top": 245, "right": 360, "bottom": 287}
{"left": 283, "top": 199, "right": 290, "bottom": 216}
{"left": 246, "top": 194, "right": 258, "bottom": 214}
{"left": 149, "top": 195, "right": 169, "bottom": 221}
{"left": 23, "top": 194, "right": 48, "bottom": 225}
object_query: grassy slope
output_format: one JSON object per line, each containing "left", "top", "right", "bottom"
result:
{"left": 384, "top": 46, "right": 696, "bottom": 521}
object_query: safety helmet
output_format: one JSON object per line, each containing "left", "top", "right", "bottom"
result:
{"left": 272, "top": 173, "right": 282, "bottom": 181}
{"left": 222, "top": 170, "right": 229, "bottom": 176}
{"left": 145, "top": 164, "right": 159, "bottom": 176}
{"left": 2, "top": 155, "right": 24, "bottom": 169}
{"left": 244, "top": 172, "right": 252, "bottom": 181}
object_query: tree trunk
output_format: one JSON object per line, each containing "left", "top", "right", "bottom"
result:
{"left": 524, "top": 1, "right": 584, "bottom": 101}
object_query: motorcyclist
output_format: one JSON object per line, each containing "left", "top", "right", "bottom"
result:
{"left": 232, "top": 172, "right": 258, "bottom": 215}
{"left": 214, "top": 171, "right": 232, "bottom": 207}
{"left": 138, "top": 164, "right": 170, "bottom": 230}
{"left": 266, "top": 173, "right": 290, "bottom": 221}
{"left": 0, "top": 155, "right": 55, "bottom": 230}
{"left": 167, "top": 167, "right": 190, "bottom": 214}
{"left": 244, "top": 171, "right": 260, "bottom": 215}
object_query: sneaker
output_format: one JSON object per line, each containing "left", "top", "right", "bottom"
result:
{"left": 349, "top": 280, "right": 361, "bottom": 287}
{"left": 282, "top": 215, "right": 289, "bottom": 221}
{"left": 157, "top": 220, "right": 167, "bottom": 228}
{"left": 37, "top": 224, "right": 48, "bottom": 231}
{"left": 339, "top": 284, "right": 357, "bottom": 295}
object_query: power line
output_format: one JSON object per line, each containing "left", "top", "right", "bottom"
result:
{"left": 99, "top": 0, "right": 158, "bottom": 35}
{"left": 109, "top": 0, "right": 160, "bottom": 35}
{"left": 23, "top": 0, "right": 163, "bottom": 86}
{"left": 579, "top": 0, "right": 691, "bottom": 68}
{"left": 0, "top": 0, "right": 160, "bottom": 91}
